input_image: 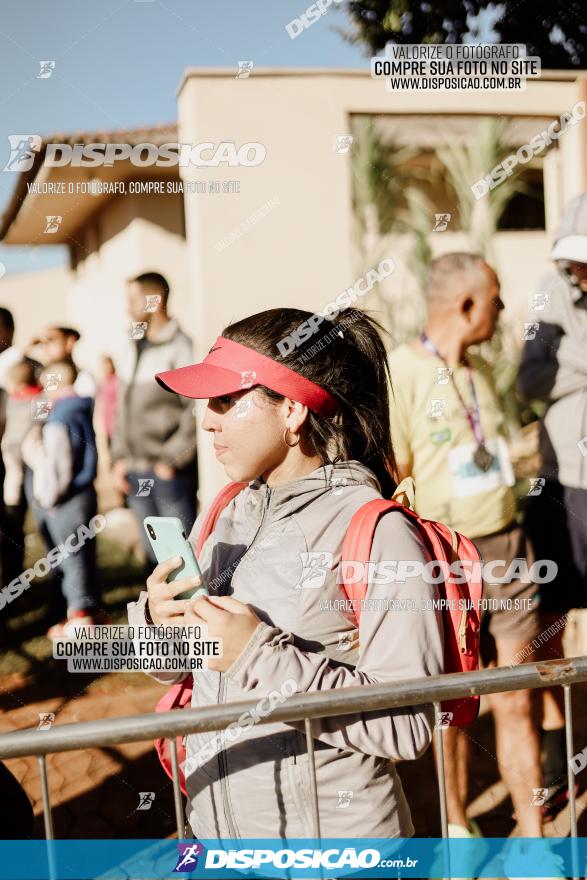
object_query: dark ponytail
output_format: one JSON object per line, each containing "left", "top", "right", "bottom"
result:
{"left": 221, "top": 307, "right": 397, "bottom": 498}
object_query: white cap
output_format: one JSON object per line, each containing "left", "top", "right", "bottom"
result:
{"left": 551, "top": 234, "right": 587, "bottom": 263}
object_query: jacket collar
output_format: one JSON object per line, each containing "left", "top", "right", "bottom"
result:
{"left": 244, "top": 460, "right": 381, "bottom": 522}
{"left": 145, "top": 317, "right": 179, "bottom": 345}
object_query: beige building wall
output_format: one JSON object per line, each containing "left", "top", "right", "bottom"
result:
{"left": 177, "top": 69, "right": 587, "bottom": 503}
{"left": 64, "top": 192, "right": 190, "bottom": 377}
{"left": 0, "top": 191, "right": 190, "bottom": 379}
{"left": 0, "top": 265, "right": 71, "bottom": 346}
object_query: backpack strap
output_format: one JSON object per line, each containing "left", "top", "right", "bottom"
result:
{"left": 339, "top": 496, "right": 460, "bottom": 624}
{"left": 340, "top": 497, "right": 470, "bottom": 653}
{"left": 340, "top": 499, "right": 406, "bottom": 624}
{"left": 195, "top": 481, "right": 248, "bottom": 555}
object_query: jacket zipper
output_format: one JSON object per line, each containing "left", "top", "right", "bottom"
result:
{"left": 217, "top": 485, "right": 272, "bottom": 838}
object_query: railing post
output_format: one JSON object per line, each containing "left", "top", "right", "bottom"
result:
{"left": 169, "top": 738, "right": 186, "bottom": 839}
{"left": 38, "top": 755, "right": 57, "bottom": 880}
{"left": 38, "top": 754, "right": 54, "bottom": 840}
{"left": 433, "top": 704, "right": 449, "bottom": 838}
{"left": 563, "top": 684, "right": 579, "bottom": 880}
{"left": 304, "top": 718, "right": 324, "bottom": 880}
{"left": 304, "top": 718, "right": 321, "bottom": 841}
{"left": 433, "top": 703, "right": 451, "bottom": 880}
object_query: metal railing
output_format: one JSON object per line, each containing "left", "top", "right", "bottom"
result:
{"left": 0, "top": 656, "right": 585, "bottom": 847}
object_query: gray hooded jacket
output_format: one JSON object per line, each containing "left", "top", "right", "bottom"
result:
{"left": 127, "top": 460, "right": 444, "bottom": 839}
{"left": 518, "top": 193, "right": 587, "bottom": 489}
{"left": 111, "top": 319, "right": 197, "bottom": 471}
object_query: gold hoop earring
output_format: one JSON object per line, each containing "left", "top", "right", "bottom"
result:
{"left": 283, "top": 428, "right": 300, "bottom": 448}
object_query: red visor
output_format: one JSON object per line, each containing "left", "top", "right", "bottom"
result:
{"left": 155, "top": 336, "right": 339, "bottom": 417}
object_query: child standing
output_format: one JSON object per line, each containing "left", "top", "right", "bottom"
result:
{"left": 22, "top": 360, "right": 108, "bottom": 638}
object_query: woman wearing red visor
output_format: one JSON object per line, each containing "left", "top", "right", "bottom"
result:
{"left": 127, "top": 307, "right": 443, "bottom": 840}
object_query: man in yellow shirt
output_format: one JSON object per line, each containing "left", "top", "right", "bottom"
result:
{"left": 389, "top": 253, "right": 545, "bottom": 847}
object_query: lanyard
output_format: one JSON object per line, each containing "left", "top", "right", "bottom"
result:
{"left": 420, "top": 332, "right": 486, "bottom": 447}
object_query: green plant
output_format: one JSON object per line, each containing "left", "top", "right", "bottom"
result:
{"left": 339, "top": 0, "right": 587, "bottom": 68}
{"left": 350, "top": 117, "right": 433, "bottom": 343}
{"left": 435, "top": 117, "right": 529, "bottom": 258}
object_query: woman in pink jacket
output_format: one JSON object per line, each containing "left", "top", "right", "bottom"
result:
{"left": 127, "top": 306, "right": 443, "bottom": 841}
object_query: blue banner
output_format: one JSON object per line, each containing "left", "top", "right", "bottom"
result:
{"left": 0, "top": 837, "right": 583, "bottom": 879}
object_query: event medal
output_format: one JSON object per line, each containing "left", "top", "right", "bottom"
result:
{"left": 473, "top": 442, "right": 495, "bottom": 472}
{"left": 420, "top": 332, "right": 495, "bottom": 473}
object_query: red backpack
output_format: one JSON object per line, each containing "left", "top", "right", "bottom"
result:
{"left": 154, "top": 478, "right": 482, "bottom": 794}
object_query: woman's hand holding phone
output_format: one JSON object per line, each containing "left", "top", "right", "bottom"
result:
{"left": 146, "top": 556, "right": 203, "bottom": 625}
{"left": 184, "top": 595, "right": 261, "bottom": 672}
